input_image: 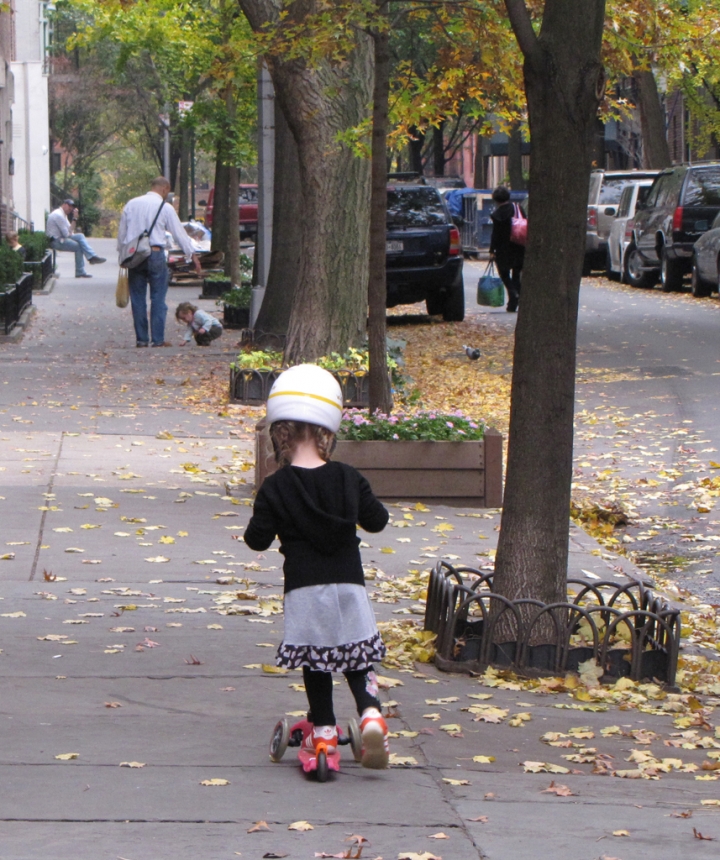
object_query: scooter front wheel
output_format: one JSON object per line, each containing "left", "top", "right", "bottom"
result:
{"left": 269, "top": 718, "right": 290, "bottom": 762}
{"left": 316, "top": 749, "right": 328, "bottom": 782}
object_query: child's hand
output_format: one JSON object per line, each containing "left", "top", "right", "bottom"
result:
{"left": 179, "top": 340, "right": 188, "bottom": 346}
{"left": 198, "top": 327, "right": 206, "bottom": 334}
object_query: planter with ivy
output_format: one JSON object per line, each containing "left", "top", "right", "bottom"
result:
{"left": 228, "top": 348, "right": 393, "bottom": 407}
{"left": 219, "top": 284, "right": 251, "bottom": 329}
{"left": 202, "top": 273, "right": 232, "bottom": 298}
{"left": 19, "top": 231, "right": 53, "bottom": 289}
{"left": 255, "top": 410, "right": 503, "bottom": 507}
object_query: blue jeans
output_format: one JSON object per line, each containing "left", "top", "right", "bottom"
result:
{"left": 128, "top": 251, "right": 169, "bottom": 346}
{"left": 50, "top": 234, "right": 97, "bottom": 276}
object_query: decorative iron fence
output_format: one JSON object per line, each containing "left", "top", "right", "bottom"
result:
{"left": 230, "top": 367, "right": 370, "bottom": 407}
{"left": 23, "top": 250, "right": 55, "bottom": 289}
{"left": 0, "top": 273, "right": 34, "bottom": 335}
{"left": 424, "top": 560, "right": 680, "bottom": 686}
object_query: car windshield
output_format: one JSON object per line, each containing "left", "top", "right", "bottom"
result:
{"left": 387, "top": 188, "right": 447, "bottom": 227}
{"left": 684, "top": 168, "right": 720, "bottom": 206}
{"left": 599, "top": 178, "right": 634, "bottom": 205}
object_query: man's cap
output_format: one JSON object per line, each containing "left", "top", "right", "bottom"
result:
{"left": 63, "top": 198, "right": 75, "bottom": 206}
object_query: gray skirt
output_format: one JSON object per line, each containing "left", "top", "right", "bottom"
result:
{"left": 277, "top": 582, "right": 385, "bottom": 672}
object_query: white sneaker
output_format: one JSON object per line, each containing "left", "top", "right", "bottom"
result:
{"left": 360, "top": 708, "right": 389, "bottom": 769}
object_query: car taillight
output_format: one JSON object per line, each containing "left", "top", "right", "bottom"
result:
{"left": 587, "top": 206, "right": 598, "bottom": 230}
{"left": 625, "top": 218, "right": 634, "bottom": 241}
{"left": 672, "top": 206, "right": 684, "bottom": 231}
{"left": 449, "top": 226, "right": 461, "bottom": 256}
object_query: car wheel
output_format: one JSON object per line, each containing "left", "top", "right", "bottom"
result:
{"left": 605, "top": 247, "right": 618, "bottom": 281}
{"left": 626, "top": 245, "right": 657, "bottom": 289}
{"left": 660, "top": 246, "right": 684, "bottom": 292}
{"left": 442, "top": 275, "right": 465, "bottom": 322}
{"left": 426, "top": 293, "right": 443, "bottom": 315}
{"left": 691, "top": 255, "right": 713, "bottom": 298}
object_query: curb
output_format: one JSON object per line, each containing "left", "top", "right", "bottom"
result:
{"left": 0, "top": 304, "right": 36, "bottom": 344}
{"left": 33, "top": 274, "right": 57, "bottom": 296}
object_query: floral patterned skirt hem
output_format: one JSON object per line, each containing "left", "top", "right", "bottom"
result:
{"left": 276, "top": 632, "right": 386, "bottom": 673}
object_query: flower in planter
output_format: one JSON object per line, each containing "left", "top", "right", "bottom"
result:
{"left": 338, "top": 409, "right": 485, "bottom": 442}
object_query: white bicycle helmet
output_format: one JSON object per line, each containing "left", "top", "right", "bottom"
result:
{"left": 266, "top": 364, "right": 343, "bottom": 433}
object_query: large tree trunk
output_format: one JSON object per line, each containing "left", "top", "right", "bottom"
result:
{"left": 633, "top": 68, "right": 672, "bottom": 169}
{"left": 507, "top": 121, "right": 526, "bottom": 190}
{"left": 254, "top": 98, "right": 302, "bottom": 339}
{"left": 368, "top": 5, "right": 393, "bottom": 415}
{"left": 494, "top": 0, "right": 606, "bottom": 617}
{"left": 211, "top": 153, "right": 230, "bottom": 254}
{"left": 239, "top": 0, "right": 373, "bottom": 363}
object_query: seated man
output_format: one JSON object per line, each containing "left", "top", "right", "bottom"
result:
{"left": 46, "top": 199, "right": 105, "bottom": 278}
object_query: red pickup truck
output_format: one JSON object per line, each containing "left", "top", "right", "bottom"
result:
{"left": 204, "top": 184, "right": 258, "bottom": 239}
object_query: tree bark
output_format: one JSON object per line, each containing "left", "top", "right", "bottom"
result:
{"left": 474, "top": 133, "right": 487, "bottom": 189}
{"left": 254, "top": 97, "right": 302, "bottom": 339}
{"left": 178, "top": 124, "right": 191, "bottom": 220}
{"left": 494, "top": 0, "right": 606, "bottom": 618}
{"left": 432, "top": 121, "right": 445, "bottom": 176}
{"left": 368, "top": 6, "right": 393, "bottom": 415}
{"left": 211, "top": 153, "right": 230, "bottom": 254}
{"left": 507, "top": 121, "right": 526, "bottom": 190}
{"left": 225, "top": 85, "right": 241, "bottom": 286}
{"left": 239, "top": 0, "right": 373, "bottom": 364}
{"left": 408, "top": 125, "right": 425, "bottom": 175}
{"left": 633, "top": 68, "right": 672, "bottom": 169}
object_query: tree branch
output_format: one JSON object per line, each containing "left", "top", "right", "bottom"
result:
{"left": 504, "top": 0, "right": 538, "bottom": 60}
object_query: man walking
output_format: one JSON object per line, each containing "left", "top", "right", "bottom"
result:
{"left": 46, "top": 199, "right": 106, "bottom": 278}
{"left": 117, "top": 177, "right": 202, "bottom": 347}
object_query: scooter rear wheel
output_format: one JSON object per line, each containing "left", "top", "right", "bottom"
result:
{"left": 316, "top": 749, "right": 328, "bottom": 782}
{"left": 269, "top": 718, "right": 290, "bottom": 762}
{"left": 348, "top": 718, "right": 362, "bottom": 762}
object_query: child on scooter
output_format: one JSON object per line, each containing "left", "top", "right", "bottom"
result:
{"left": 244, "top": 365, "right": 391, "bottom": 768}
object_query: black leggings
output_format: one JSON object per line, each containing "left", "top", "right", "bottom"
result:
{"left": 497, "top": 265, "right": 522, "bottom": 310}
{"left": 303, "top": 665, "right": 381, "bottom": 727}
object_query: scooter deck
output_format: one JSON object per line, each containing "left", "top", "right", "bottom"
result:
{"left": 297, "top": 747, "right": 341, "bottom": 773}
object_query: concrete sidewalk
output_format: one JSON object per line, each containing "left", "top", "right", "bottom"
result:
{"left": 0, "top": 243, "right": 718, "bottom": 859}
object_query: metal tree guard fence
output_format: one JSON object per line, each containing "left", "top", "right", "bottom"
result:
{"left": 23, "top": 250, "right": 55, "bottom": 290}
{"left": 0, "top": 273, "right": 34, "bottom": 335}
{"left": 424, "top": 560, "right": 680, "bottom": 686}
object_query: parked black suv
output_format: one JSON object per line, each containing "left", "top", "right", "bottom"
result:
{"left": 626, "top": 162, "right": 720, "bottom": 291}
{"left": 386, "top": 184, "right": 464, "bottom": 321}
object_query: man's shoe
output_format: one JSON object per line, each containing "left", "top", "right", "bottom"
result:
{"left": 359, "top": 708, "right": 389, "bottom": 769}
{"left": 151, "top": 341, "right": 172, "bottom": 348}
{"left": 136, "top": 342, "right": 149, "bottom": 348}
{"left": 88, "top": 256, "right": 106, "bottom": 265}
{"left": 75, "top": 273, "right": 92, "bottom": 278}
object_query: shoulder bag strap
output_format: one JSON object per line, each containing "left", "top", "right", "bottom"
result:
{"left": 147, "top": 199, "right": 166, "bottom": 236}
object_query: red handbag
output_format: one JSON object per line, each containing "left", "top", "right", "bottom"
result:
{"left": 510, "top": 203, "right": 527, "bottom": 246}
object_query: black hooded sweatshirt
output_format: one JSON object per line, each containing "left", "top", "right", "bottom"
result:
{"left": 243, "top": 461, "right": 389, "bottom": 594}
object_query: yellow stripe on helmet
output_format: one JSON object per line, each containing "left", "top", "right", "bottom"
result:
{"left": 267, "top": 389, "right": 343, "bottom": 411}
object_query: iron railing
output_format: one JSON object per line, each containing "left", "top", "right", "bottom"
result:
{"left": 0, "top": 273, "right": 34, "bottom": 335}
{"left": 424, "top": 560, "right": 680, "bottom": 686}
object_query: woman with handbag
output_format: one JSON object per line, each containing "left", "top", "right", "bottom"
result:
{"left": 489, "top": 186, "right": 526, "bottom": 313}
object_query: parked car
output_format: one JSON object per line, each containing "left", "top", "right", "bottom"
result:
{"left": 585, "top": 169, "right": 659, "bottom": 272}
{"left": 386, "top": 184, "right": 464, "bottom": 321}
{"left": 605, "top": 177, "right": 657, "bottom": 281}
{"left": 690, "top": 210, "right": 720, "bottom": 297}
{"left": 204, "top": 184, "right": 258, "bottom": 238}
{"left": 626, "top": 162, "right": 720, "bottom": 291}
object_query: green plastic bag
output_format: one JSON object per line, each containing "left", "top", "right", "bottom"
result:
{"left": 477, "top": 262, "right": 505, "bottom": 307}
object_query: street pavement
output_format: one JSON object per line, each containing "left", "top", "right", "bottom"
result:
{"left": 0, "top": 242, "right": 718, "bottom": 859}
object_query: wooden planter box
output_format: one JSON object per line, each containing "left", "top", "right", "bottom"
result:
{"left": 231, "top": 369, "right": 370, "bottom": 407}
{"left": 254, "top": 419, "right": 503, "bottom": 507}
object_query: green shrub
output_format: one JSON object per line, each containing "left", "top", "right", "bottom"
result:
{"left": 18, "top": 231, "right": 50, "bottom": 263}
{"left": 218, "top": 284, "right": 252, "bottom": 308}
{"left": 0, "top": 245, "right": 26, "bottom": 286}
